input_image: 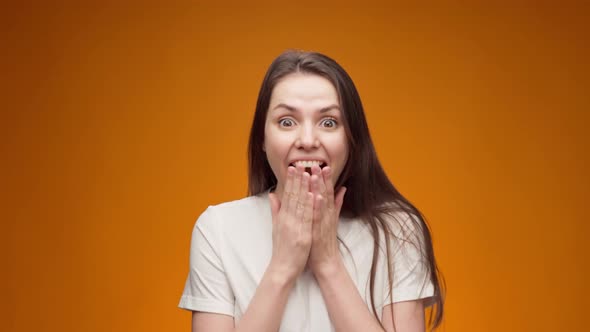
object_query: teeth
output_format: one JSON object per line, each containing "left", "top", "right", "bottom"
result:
{"left": 293, "top": 160, "right": 323, "bottom": 168}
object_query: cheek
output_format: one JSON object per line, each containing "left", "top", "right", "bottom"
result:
{"left": 325, "top": 135, "right": 349, "bottom": 180}
{"left": 263, "top": 132, "right": 290, "bottom": 178}
{"left": 328, "top": 135, "right": 349, "bottom": 161}
{"left": 335, "top": 145, "right": 349, "bottom": 175}
{"left": 265, "top": 128, "right": 294, "bottom": 157}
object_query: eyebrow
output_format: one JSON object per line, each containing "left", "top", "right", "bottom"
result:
{"left": 272, "top": 103, "right": 341, "bottom": 113}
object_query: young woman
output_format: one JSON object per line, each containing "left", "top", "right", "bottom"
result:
{"left": 179, "top": 50, "right": 445, "bottom": 331}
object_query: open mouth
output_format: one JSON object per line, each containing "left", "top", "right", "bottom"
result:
{"left": 289, "top": 161, "right": 327, "bottom": 174}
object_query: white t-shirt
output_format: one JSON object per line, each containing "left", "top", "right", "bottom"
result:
{"left": 179, "top": 191, "right": 434, "bottom": 331}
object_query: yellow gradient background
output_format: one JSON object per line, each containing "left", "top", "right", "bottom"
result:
{"left": 3, "top": 2, "right": 588, "bottom": 331}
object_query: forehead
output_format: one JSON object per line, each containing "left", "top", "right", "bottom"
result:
{"left": 269, "top": 73, "right": 339, "bottom": 109}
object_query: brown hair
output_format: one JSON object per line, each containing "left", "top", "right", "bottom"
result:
{"left": 248, "top": 50, "right": 444, "bottom": 330}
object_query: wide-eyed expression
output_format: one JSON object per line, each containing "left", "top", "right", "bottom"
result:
{"left": 264, "top": 73, "right": 349, "bottom": 197}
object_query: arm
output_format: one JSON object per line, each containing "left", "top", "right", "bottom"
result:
{"left": 381, "top": 300, "right": 426, "bottom": 332}
{"left": 308, "top": 165, "right": 431, "bottom": 332}
{"left": 314, "top": 259, "right": 385, "bottom": 332}
{"left": 192, "top": 266, "right": 296, "bottom": 332}
{"left": 308, "top": 165, "right": 384, "bottom": 331}
{"left": 315, "top": 260, "right": 428, "bottom": 332}
{"left": 191, "top": 165, "right": 314, "bottom": 332}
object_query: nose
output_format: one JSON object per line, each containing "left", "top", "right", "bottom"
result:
{"left": 295, "top": 123, "right": 319, "bottom": 150}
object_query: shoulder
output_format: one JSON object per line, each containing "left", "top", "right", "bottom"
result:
{"left": 377, "top": 204, "right": 415, "bottom": 234}
{"left": 375, "top": 203, "right": 429, "bottom": 249}
{"left": 196, "top": 192, "right": 271, "bottom": 230}
{"left": 210, "top": 192, "right": 270, "bottom": 219}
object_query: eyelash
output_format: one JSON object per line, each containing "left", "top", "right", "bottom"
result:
{"left": 278, "top": 117, "right": 339, "bottom": 128}
{"left": 278, "top": 118, "right": 295, "bottom": 127}
{"left": 321, "top": 118, "right": 338, "bottom": 128}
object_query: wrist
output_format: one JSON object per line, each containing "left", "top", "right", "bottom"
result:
{"left": 267, "top": 260, "right": 300, "bottom": 286}
{"left": 313, "top": 257, "right": 346, "bottom": 283}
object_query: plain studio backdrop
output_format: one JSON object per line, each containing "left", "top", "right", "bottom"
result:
{"left": 2, "top": 2, "right": 588, "bottom": 331}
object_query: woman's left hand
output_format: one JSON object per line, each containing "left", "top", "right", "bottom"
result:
{"left": 308, "top": 164, "right": 347, "bottom": 276}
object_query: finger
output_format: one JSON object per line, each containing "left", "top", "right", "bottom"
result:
{"left": 302, "top": 192, "right": 314, "bottom": 230}
{"left": 296, "top": 172, "right": 311, "bottom": 219}
{"left": 282, "top": 166, "right": 295, "bottom": 205}
{"left": 310, "top": 164, "right": 321, "bottom": 195}
{"left": 310, "top": 175, "right": 320, "bottom": 197}
{"left": 269, "top": 192, "right": 280, "bottom": 225}
{"left": 334, "top": 186, "right": 347, "bottom": 216}
{"left": 287, "top": 164, "right": 304, "bottom": 213}
{"left": 322, "top": 166, "right": 335, "bottom": 210}
{"left": 313, "top": 194, "right": 325, "bottom": 235}
{"left": 315, "top": 165, "right": 328, "bottom": 197}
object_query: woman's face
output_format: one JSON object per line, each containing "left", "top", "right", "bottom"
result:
{"left": 264, "top": 73, "right": 349, "bottom": 197}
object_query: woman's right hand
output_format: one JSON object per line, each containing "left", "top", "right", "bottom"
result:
{"left": 268, "top": 165, "right": 314, "bottom": 283}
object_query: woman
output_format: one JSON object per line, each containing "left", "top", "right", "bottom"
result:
{"left": 179, "top": 50, "right": 445, "bottom": 331}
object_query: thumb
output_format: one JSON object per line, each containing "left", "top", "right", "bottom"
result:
{"left": 334, "top": 186, "right": 347, "bottom": 215}
{"left": 268, "top": 192, "right": 280, "bottom": 224}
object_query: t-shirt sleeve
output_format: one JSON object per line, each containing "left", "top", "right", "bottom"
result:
{"left": 382, "top": 214, "right": 435, "bottom": 307}
{"left": 178, "top": 207, "right": 235, "bottom": 316}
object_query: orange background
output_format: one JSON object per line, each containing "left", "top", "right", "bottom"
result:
{"left": 3, "top": 2, "right": 588, "bottom": 331}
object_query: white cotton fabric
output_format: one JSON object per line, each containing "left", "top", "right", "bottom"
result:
{"left": 179, "top": 191, "right": 434, "bottom": 331}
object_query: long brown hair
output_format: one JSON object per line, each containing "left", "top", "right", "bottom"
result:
{"left": 247, "top": 50, "right": 444, "bottom": 330}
